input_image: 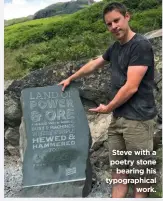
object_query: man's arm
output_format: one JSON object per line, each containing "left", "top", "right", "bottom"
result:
{"left": 89, "top": 40, "right": 153, "bottom": 113}
{"left": 59, "top": 56, "right": 107, "bottom": 91}
{"left": 89, "top": 65, "right": 148, "bottom": 113}
{"left": 67, "top": 56, "right": 107, "bottom": 81}
{"left": 106, "top": 65, "right": 148, "bottom": 110}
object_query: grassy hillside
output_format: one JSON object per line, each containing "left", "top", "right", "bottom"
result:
{"left": 4, "top": 16, "right": 33, "bottom": 27}
{"left": 4, "top": 0, "right": 162, "bottom": 80}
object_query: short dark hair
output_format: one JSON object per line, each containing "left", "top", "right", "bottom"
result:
{"left": 103, "top": 2, "right": 127, "bottom": 22}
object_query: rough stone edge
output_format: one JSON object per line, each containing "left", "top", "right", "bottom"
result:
{"left": 19, "top": 117, "right": 27, "bottom": 163}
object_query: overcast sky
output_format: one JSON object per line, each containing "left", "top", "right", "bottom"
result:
{"left": 4, "top": 0, "right": 102, "bottom": 20}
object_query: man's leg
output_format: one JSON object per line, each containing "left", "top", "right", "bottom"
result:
{"left": 107, "top": 116, "right": 129, "bottom": 198}
{"left": 133, "top": 183, "right": 150, "bottom": 198}
{"left": 111, "top": 172, "right": 128, "bottom": 198}
{"left": 122, "top": 118, "right": 155, "bottom": 198}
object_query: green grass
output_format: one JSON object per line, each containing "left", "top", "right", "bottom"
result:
{"left": 4, "top": 0, "right": 162, "bottom": 80}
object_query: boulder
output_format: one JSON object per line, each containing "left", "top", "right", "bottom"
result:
{"left": 4, "top": 93, "right": 22, "bottom": 127}
{"left": 5, "top": 127, "right": 20, "bottom": 146}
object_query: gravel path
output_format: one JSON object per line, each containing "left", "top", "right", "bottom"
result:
{"left": 4, "top": 155, "right": 23, "bottom": 197}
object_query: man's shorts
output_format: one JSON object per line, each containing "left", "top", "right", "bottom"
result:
{"left": 107, "top": 115, "right": 155, "bottom": 179}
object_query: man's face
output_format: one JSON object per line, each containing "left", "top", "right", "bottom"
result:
{"left": 104, "top": 9, "right": 130, "bottom": 40}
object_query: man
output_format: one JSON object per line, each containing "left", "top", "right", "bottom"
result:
{"left": 59, "top": 2, "right": 157, "bottom": 198}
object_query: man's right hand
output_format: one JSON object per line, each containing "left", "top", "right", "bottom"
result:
{"left": 58, "top": 78, "right": 71, "bottom": 91}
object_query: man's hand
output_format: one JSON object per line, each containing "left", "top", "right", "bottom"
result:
{"left": 89, "top": 104, "right": 111, "bottom": 113}
{"left": 58, "top": 78, "right": 71, "bottom": 91}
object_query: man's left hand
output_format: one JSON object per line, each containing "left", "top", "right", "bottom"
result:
{"left": 89, "top": 104, "right": 111, "bottom": 113}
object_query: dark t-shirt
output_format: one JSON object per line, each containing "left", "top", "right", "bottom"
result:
{"left": 102, "top": 33, "right": 157, "bottom": 120}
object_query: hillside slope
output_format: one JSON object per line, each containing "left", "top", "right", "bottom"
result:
{"left": 4, "top": 0, "right": 162, "bottom": 80}
{"left": 4, "top": 0, "right": 91, "bottom": 27}
{"left": 4, "top": 16, "right": 33, "bottom": 27}
{"left": 33, "top": 0, "right": 90, "bottom": 19}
